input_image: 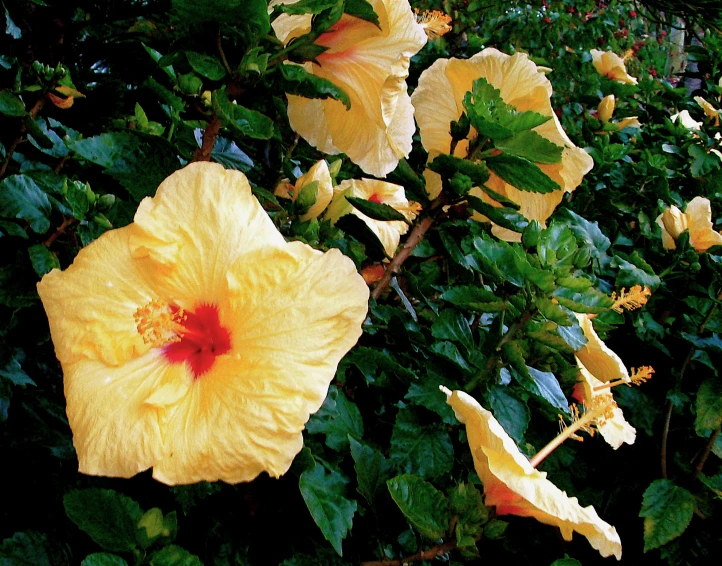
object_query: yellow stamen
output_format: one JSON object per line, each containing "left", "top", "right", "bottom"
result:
{"left": 593, "top": 365, "right": 654, "bottom": 391}
{"left": 133, "top": 299, "right": 186, "bottom": 348}
{"left": 529, "top": 398, "right": 616, "bottom": 468}
{"left": 611, "top": 285, "right": 652, "bottom": 313}
{"left": 415, "top": 9, "right": 452, "bottom": 39}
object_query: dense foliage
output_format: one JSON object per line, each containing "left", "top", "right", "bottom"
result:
{"left": 2, "top": 0, "right": 722, "bottom": 564}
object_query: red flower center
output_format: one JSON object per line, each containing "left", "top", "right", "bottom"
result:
{"left": 368, "top": 193, "right": 383, "bottom": 203}
{"left": 164, "top": 305, "right": 231, "bottom": 378}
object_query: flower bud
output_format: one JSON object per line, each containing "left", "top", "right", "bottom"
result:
{"left": 598, "top": 95, "right": 616, "bottom": 123}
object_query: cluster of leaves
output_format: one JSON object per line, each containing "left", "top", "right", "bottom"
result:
{"left": 2, "top": 0, "right": 722, "bottom": 565}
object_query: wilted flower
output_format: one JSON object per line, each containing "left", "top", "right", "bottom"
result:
{"left": 273, "top": 159, "right": 334, "bottom": 221}
{"left": 411, "top": 48, "right": 593, "bottom": 242}
{"left": 37, "top": 163, "right": 369, "bottom": 485}
{"left": 656, "top": 196, "right": 722, "bottom": 252}
{"left": 572, "top": 314, "right": 636, "bottom": 449}
{"left": 695, "top": 96, "right": 721, "bottom": 126}
{"left": 271, "top": 0, "right": 427, "bottom": 177}
{"left": 590, "top": 50, "right": 638, "bottom": 84}
{"left": 441, "top": 387, "right": 623, "bottom": 560}
{"left": 670, "top": 109, "right": 702, "bottom": 131}
{"left": 325, "top": 178, "right": 420, "bottom": 257}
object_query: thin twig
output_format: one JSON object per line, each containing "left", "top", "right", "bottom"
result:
{"left": 192, "top": 115, "right": 222, "bottom": 162}
{"left": 43, "top": 217, "right": 78, "bottom": 248}
{"left": 692, "top": 427, "right": 720, "bottom": 481}
{"left": 371, "top": 195, "right": 446, "bottom": 300}
{"left": 217, "top": 27, "right": 233, "bottom": 76}
{"left": 0, "top": 95, "right": 48, "bottom": 178}
{"left": 361, "top": 541, "right": 456, "bottom": 566}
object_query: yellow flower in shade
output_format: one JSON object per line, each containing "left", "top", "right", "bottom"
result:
{"left": 572, "top": 314, "right": 635, "bottom": 450}
{"left": 590, "top": 50, "right": 638, "bottom": 85}
{"left": 325, "top": 178, "right": 420, "bottom": 257}
{"left": 441, "top": 387, "right": 622, "bottom": 560}
{"left": 36, "top": 163, "right": 369, "bottom": 485}
{"left": 656, "top": 196, "right": 722, "bottom": 252}
{"left": 670, "top": 109, "right": 702, "bottom": 131}
{"left": 271, "top": 0, "right": 427, "bottom": 177}
{"left": 273, "top": 159, "right": 334, "bottom": 221}
{"left": 48, "top": 85, "right": 86, "bottom": 109}
{"left": 597, "top": 95, "right": 641, "bottom": 131}
{"left": 695, "top": 96, "right": 721, "bottom": 126}
{"left": 411, "top": 48, "right": 594, "bottom": 242}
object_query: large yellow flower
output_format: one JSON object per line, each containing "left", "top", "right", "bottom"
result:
{"left": 590, "top": 50, "right": 638, "bottom": 85}
{"left": 411, "top": 48, "right": 593, "bottom": 242}
{"left": 272, "top": 0, "right": 427, "bottom": 177}
{"left": 573, "top": 314, "right": 635, "bottom": 450}
{"left": 441, "top": 387, "right": 622, "bottom": 560}
{"left": 37, "top": 163, "right": 369, "bottom": 485}
{"left": 325, "top": 178, "right": 420, "bottom": 258}
{"left": 656, "top": 196, "right": 722, "bottom": 252}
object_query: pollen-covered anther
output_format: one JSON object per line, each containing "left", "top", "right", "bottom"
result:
{"left": 415, "top": 9, "right": 452, "bottom": 39}
{"left": 133, "top": 300, "right": 186, "bottom": 347}
{"left": 610, "top": 285, "right": 652, "bottom": 313}
{"left": 594, "top": 365, "right": 654, "bottom": 391}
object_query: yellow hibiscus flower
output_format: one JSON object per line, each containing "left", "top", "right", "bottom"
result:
{"left": 273, "top": 159, "right": 334, "bottom": 221}
{"left": 271, "top": 0, "right": 427, "bottom": 177}
{"left": 670, "top": 109, "right": 702, "bottom": 131}
{"left": 572, "top": 314, "right": 635, "bottom": 450}
{"left": 411, "top": 48, "right": 593, "bottom": 242}
{"left": 441, "top": 387, "right": 622, "bottom": 560}
{"left": 37, "top": 163, "right": 369, "bottom": 485}
{"left": 325, "top": 178, "right": 420, "bottom": 258}
{"left": 590, "top": 50, "right": 638, "bottom": 84}
{"left": 656, "top": 196, "right": 722, "bottom": 252}
{"left": 597, "top": 94, "right": 641, "bottom": 131}
{"left": 694, "top": 96, "right": 721, "bottom": 127}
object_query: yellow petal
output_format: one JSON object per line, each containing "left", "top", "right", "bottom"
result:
{"left": 576, "top": 362, "right": 636, "bottom": 449}
{"left": 37, "top": 226, "right": 155, "bottom": 367}
{"left": 297, "top": 160, "right": 334, "bottom": 221}
{"left": 671, "top": 109, "right": 702, "bottom": 131}
{"left": 655, "top": 205, "right": 687, "bottom": 249}
{"left": 326, "top": 178, "right": 418, "bottom": 257}
{"left": 65, "top": 353, "right": 186, "bottom": 478}
{"left": 129, "top": 162, "right": 285, "bottom": 306}
{"left": 153, "top": 244, "right": 369, "bottom": 485}
{"left": 282, "top": 1, "right": 427, "bottom": 177}
{"left": 694, "top": 96, "right": 721, "bottom": 126}
{"left": 574, "top": 313, "right": 630, "bottom": 383}
{"left": 598, "top": 94, "right": 616, "bottom": 123}
{"left": 443, "top": 388, "right": 622, "bottom": 560}
{"left": 590, "top": 50, "right": 638, "bottom": 84}
{"left": 616, "top": 116, "right": 642, "bottom": 130}
{"left": 686, "top": 196, "right": 722, "bottom": 252}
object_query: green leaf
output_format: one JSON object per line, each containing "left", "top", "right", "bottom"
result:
{"left": 63, "top": 489, "right": 143, "bottom": 552}
{"left": 71, "top": 132, "right": 180, "bottom": 201}
{"left": 556, "top": 209, "right": 611, "bottom": 261}
{"left": 390, "top": 407, "right": 453, "bottom": 479}
{"left": 387, "top": 474, "right": 449, "bottom": 539}
{"left": 344, "top": 0, "right": 379, "bottom": 25}
{"left": 428, "top": 154, "right": 490, "bottom": 187}
{"left": 465, "top": 194, "right": 528, "bottom": 233}
{"left": 405, "top": 375, "right": 458, "bottom": 425}
{"left": 148, "top": 546, "right": 202, "bottom": 566}
{"left": 344, "top": 196, "right": 407, "bottom": 222}
{"left": 509, "top": 361, "right": 569, "bottom": 414}
{"left": 699, "top": 473, "right": 722, "bottom": 499}
{"left": 688, "top": 144, "right": 720, "bottom": 178}
{"left": 4, "top": 6, "right": 21, "bottom": 39}
{"left": 277, "top": 63, "right": 351, "bottom": 109}
{"left": 495, "top": 130, "right": 563, "bottom": 164}
{"left": 299, "top": 463, "right": 356, "bottom": 556}
{"left": 640, "top": 479, "right": 696, "bottom": 552}
{"left": 440, "top": 285, "right": 508, "bottom": 313}
{"left": 0, "top": 531, "right": 65, "bottom": 566}
{"left": 210, "top": 137, "right": 254, "bottom": 172}
{"left": 0, "top": 89, "right": 25, "bottom": 116}
{"left": 488, "top": 386, "right": 529, "bottom": 444}
{"left": 535, "top": 297, "right": 573, "bottom": 326}
{"left": 306, "top": 386, "right": 364, "bottom": 450}
{"left": 0, "top": 175, "right": 51, "bottom": 233}
{"left": 486, "top": 154, "right": 560, "bottom": 194}
{"left": 430, "top": 340, "right": 472, "bottom": 371}
{"left": 81, "top": 554, "right": 128, "bottom": 566}
{"left": 171, "top": 0, "right": 270, "bottom": 38}
{"left": 448, "top": 482, "right": 488, "bottom": 532}
{"left": 432, "top": 309, "right": 474, "bottom": 350}
{"left": 185, "top": 51, "right": 226, "bottom": 81}
{"left": 334, "top": 214, "right": 386, "bottom": 260}
{"left": 275, "top": 0, "right": 338, "bottom": 15}
{"left": 0, "top": 351, "right": 35, "bottom": 388}
{"left": 27, "top": 244, "right": 59, "bottom": 277}
{"left": 212, "top": 88, "right": 274, "bottom": 140}
{"left": 349, "top": 437, "right": 392, "bottom": 507}
{"left": 550, "top": 557, "right": 583, "bottom": 566}
{"left": 553, "top": 287, "right": 613, "bottom": 315}
{"left": 612, "top": 254, "right": 660, "bottom": 290}
{"left": 145, "top": 77, "right": 185, "bottom": 114}
{"left": 695, "top": 379, "right": 722, "bottom": 436}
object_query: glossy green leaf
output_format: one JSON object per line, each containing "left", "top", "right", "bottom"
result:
{"left": 440, "top": 285, "right": 508, "bottom": 312}
{"left": 0, "top": 531, "right": 65, "bottom": 566}
{"left": 0, "top": 89, "right": 25, "bottom": 116}
{"left": 345, "top": 196, "right": 407, "bottom": 222}
{"left": 495, "top": 130, "right": 563, "bottom": 164}
{"left": 185, "top": 51, "right": 226, "bottom": 81}
{"left": 486, "top": 154, "right": 560, "bottom": 193}
{"left": 387, "top": 474, "right": 449, "bottom": 539}
{"left": 349, "top": 437, "right": 392, "bottom": 507}
{"left": 277, "top": 64, "right": 351, "bottom": 109}
{"left": 432, "top": 309, "right": 474, "bottom": 350}
{"left": 0, "top": 175, "right": 51, "bottom": 234}
{"left": 695, "top": 379, "right": 722, "bottom": 436}
{"left": 306, "top": 386, "right": 364, "bottom": 450}
{"left": 390, "top": 407, "right": 453, "bottom": 479}
{"left": 488, "top": 386, "right": 530, "bottom": 444}
{"left": 212, "top": 88, "right": 274, "bottom": 140}
{"left": 27, "top": 244, "right": 59, "bottom": 277}
{"left": 299, "top": 463, "right": 356, "bottom": 556}
{"left": 640, "top": 479, "right": 695, "bottom": 552}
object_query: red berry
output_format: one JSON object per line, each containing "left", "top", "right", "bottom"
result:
{"left": 649, "top": 68, "right": 657, "bottom": 77}
{"left": 544, "top": 16, "right": 551, "bottom": 23}
{"left": 630, "top": 10, "right": 637, "bottom": 17}
{"left": 568, "top": 7, "right": 575, "bottom": 13}
{"left": 660, "top": 30, "right": 667, "bottom": 37}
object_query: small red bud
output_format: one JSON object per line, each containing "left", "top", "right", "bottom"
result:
{"left": 629, "top": 10, "right": 637, "bottom": 17}
{"left": 544, "top": 16, "right": 551, "bottom": 23}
